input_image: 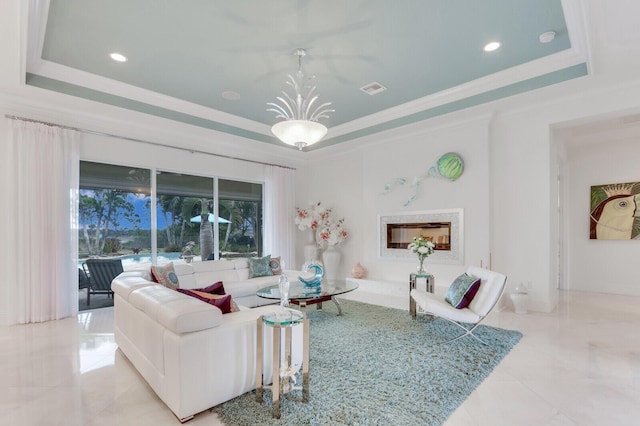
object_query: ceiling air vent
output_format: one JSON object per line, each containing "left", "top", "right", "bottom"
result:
{"left": 360, "top": 81, "right": 387, "bottom": 96}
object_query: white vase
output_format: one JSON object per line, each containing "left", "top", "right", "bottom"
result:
{"left": 303, "top": 229, "right": 319, "bottom": 263}
{"left": 323, "top": 247, "right": 342, "bottom": 281}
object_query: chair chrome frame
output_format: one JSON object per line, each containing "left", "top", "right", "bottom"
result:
{"left": 427, "top": 282, "right": 506, "bottom": 345}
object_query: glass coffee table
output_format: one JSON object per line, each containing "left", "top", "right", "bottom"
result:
{"left": 257, "top": 279, "right": 359, "bottom": 316}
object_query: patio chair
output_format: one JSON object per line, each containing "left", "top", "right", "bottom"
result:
{"left": 78, "top": 268, "right": 91, "bottom": 306}
{"left": 83, "top": 258, "right": 124, "bottom": 299}
{"left": 410, "top": 266, "right": 507, "bottom": 344}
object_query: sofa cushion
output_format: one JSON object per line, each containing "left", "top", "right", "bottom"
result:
{"left": 151, "top": 262, "right": 180, "bottom": 290}
{"left": 445, "top": 273, "right": 481, "bottom": 309}
{"left": 173, "top": 260, "right": 241, "bottom": 289}
{"left": 111, "top": 275, "right": 157, "bottom": 300}
{"left": 248, "top": 255, "right": 273, "bottom": 278}
{"left": 192, "top": 260, "right": 237, "bottom": 273}
{"left": 129, "top": 285, "right": 222, "bottom": 333}
{"left": 224, "top": 280, "right": 264, "bottom": 298}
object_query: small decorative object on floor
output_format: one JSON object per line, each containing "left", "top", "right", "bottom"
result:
{"left": 408, "top": 236, "right": 435, "bottom": 274}
{"left": 351, "top": 262, "right": 366, "bottom": 278}
{"left": 511, "top": 281, "right": 529, "bottom": 314}
{"left": 298, "top": 261, "right": 324, "bottom": 287}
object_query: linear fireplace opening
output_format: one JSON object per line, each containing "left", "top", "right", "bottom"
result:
{"left": 386, "top": 222, "right": 451, "bottom": 250}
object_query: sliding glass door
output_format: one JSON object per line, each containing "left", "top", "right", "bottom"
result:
{"left": 79, "top": 161, "right": 152, "bottom": 264}
{"left": 156, "top": 171, "right": 215, "bottom": 262}
{"left": 80, "top": 162, "right": 263, "bottom": 267}
{"left": 219, "top": 179, "right": 263, "bottom": 258}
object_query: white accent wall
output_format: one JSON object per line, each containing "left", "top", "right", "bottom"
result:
{"left": 295, "top": 115, "right": 492, "bottom": 295}
{"left": 560, "top": 128, "right": 640, "bottom": 296}
{"left": 300, "top": 79, "right": 640, "bottom": 312}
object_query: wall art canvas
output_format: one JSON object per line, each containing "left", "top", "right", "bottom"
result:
{"left": 590, "top": 181, "right": 640, "bottom": 240}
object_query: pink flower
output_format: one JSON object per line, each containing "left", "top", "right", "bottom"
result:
{"left": 295, "top": 202, "right": 349, "bottom": 247}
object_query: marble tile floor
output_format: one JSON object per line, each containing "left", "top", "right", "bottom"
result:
{"left": 1, "top": 291, "right": 639, "bottom": 426}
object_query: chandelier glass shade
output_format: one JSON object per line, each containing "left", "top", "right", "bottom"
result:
{"left": 267, "top": 49, "right": 333, "bottom": 150}
{"left": 271, "top": 120, "right": 328, "bottom": 150}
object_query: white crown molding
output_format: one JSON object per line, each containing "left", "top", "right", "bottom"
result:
{"left": 25, "top": 0, "right": 272, "bottom": 136}
{"left": 562, "top": 0, "right": 592, "bottom": 73}
{"left": 27, "top": 59, "right": 273, "bottom": 136}
{"left": 329, "top": 48, "right": 588, "bottom": 139}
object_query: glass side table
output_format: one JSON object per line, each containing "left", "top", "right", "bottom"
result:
{"left": 256, "top": 309, "right": 309, "bottom": 419}
{"left": 409, "top": 272, "right": 434, "bottom": 319}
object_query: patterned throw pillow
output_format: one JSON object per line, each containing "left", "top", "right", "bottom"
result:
{"left": 177, "top": 289, "right": 238, "bottom": 314}
{"left": 248, "top": 255, "right": 274, "bottom": 279}
{"left": 151, "top": 262, "right": 180, "bottom": 290}
{"left": 269, "top": 256, "right": 282, "bottom": 275}
{"left": 445, "top": 273, "right": 481, "bottom": 309}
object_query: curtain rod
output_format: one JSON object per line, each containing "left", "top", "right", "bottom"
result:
{"left": 4, "top": 114, "right": 296, "bottom": 170}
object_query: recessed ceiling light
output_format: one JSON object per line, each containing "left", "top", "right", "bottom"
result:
{"left": 539, "top": 31, "right": 556, "bottom": 43}
{"left": 483, "top": 41, "right": 501, "bottom": 52}
{"left": 221, "top": 91, "right": 241, "bottom": 100}
{"left": 109, "top": 52, "right": 127, "bottom": 62}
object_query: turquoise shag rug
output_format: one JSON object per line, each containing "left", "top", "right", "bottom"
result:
{"left": 214, "top": 299, "right": 522, "bottom": 425}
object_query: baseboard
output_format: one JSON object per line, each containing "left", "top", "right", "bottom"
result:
{"left": 341, "top": 278, "right": 410, "bottom": 311}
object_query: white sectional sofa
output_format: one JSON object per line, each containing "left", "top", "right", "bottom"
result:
{"left": 111, "top": 259, "right": 301, "bottom": 422}
{"left": 172, "top": 258, "right": 285, "bottom": 307}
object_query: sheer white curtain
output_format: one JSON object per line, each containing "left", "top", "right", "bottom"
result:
{"left": 3, "top": 119, "right": 79, "bottom": 324}
{"left": 263, "top": 165, "right": 295, "bottom": 270}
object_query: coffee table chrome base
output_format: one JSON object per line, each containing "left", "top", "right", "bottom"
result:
{"left": 291, "top": 296, "right": 344, "bottom": 316}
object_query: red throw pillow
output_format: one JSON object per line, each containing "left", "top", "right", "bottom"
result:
{"left": 194, "top": 281, "right": 226, "bottom": 295}
{"left": 176, "top": 289, "right": 237, "bottom": 314}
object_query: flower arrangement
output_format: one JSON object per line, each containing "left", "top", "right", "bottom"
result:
{"left": 295, "top": 201, "right": 348, "bottom": 248}
{"left": 408, "top": 236, "right": 435, "bottom": 273}
{"left": 295, "top": 201, "right": 330, "bottom": 231}
{"left": 317, "top": 218, "right": 349, "bottom": 248}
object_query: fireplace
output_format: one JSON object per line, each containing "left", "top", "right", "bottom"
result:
{"left": 386, "top": 222, "right": 451, "bottom": 250}
{"left": 378, "top": 209, "right": 463, "bottom": 264}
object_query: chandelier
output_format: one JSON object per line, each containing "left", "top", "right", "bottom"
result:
{"left": 267, "top": 48, "right": 334, "bottom": 150}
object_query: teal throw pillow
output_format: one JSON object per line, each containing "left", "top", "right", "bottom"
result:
{"left": 445, "top": 273, "right": 481, "bottom": 309}
{"left": 248, "top": 255, "right": 274, "bottom": 279}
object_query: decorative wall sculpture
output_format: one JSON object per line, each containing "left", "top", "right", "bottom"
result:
{"left": 382, "top": 152, "right": 464, "bottom": 206}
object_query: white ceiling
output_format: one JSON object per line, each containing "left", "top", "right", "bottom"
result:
{"left": 23, "top": 0, "right": 591, "bottom": 151}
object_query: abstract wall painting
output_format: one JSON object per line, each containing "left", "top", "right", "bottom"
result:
{"left": 590, "top": 181, "right": 640, "bottom": 240}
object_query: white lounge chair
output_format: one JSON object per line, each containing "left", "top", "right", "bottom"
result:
{"left": 410, "top": 266, "right": 507, "bottom": 344}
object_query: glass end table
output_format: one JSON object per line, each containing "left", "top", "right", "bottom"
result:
{"left": 409, "top": 272, "right": 434, "bottom": 319}
{"left": 256, "top": 309, "right": 309, "bottom": 419}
